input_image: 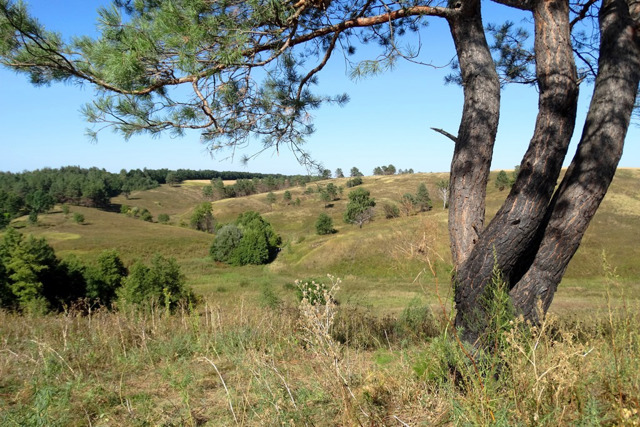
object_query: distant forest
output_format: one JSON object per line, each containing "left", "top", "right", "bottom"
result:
{"left": 0, "top": 166, "right": 321, "bottom": 228}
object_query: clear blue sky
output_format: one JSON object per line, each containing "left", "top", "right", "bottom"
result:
{"left": 1, "top": 1, "right": 638, "bottom": 176}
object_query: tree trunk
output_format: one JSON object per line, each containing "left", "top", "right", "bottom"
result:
{"left": 453, "top": 0, "right": 579, "bottom": 344}
{"left": 446, "top": 0, "right": 501, "bottom": 268}
{"left": 510, "top": 0, "right": 640, "bottom": 321}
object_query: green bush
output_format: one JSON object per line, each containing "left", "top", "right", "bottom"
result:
{"left": 139, "top": 208, "right": 153, "bottom": 222}
{"left": 210, "top": 224, "right": 243, "bottom": 263}
{"left": 118, "top": 254, "right": 192, "bottom": 310}
{"left": 382, "top": 203, "right": 400, "bottom": 219}
{"left": 346, "top": 176, "right": 363, "bottom": 188}
{"left": 190, "top": 202, "right": 214, "bottom": 232}
{"left": 210, "top": 211, "right": 281, "bottom": 266}
{"left": 73, "top": 212, "right": 85, "bottom": 224}
{"left": 85, "top": 250, "right": 127, "bottom": 307}
{"left": 157, "top": 213, "right": 170, "bottom": 224}
{"left": 315, "top": 212, "right": 335, "bottom": 235}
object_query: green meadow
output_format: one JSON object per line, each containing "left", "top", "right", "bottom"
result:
{"left": 1, "top": 170, "right": 639, "bottom": 425}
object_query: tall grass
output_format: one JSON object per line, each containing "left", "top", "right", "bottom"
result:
{"left": 1, "top": 278, "right": 638, "bottom": 425}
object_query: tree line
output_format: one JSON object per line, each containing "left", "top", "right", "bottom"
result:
{"left": 0, "top": 166, "right": 327, "bottom": 228}
{"left": 0, "top": 228, "right": 192, "bottom": 314}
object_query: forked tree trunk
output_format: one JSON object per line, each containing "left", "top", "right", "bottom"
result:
{"left": 450, "top": 0, "right": 640, "bottom": 345}
{"left": 510, "top": 0, "right": 640, "bottom": 320}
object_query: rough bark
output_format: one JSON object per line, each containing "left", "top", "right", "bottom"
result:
{"left": 454, "top": 0, "right": 578, "bottom": 344}
{"left": 510, "top": 0, "right": 640, "bottom": 321}
{"left": 446, "top": 0, "right": 501, "bottom": 268}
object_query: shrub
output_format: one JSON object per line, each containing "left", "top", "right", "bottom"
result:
{"left": 190, "top": 202, "right": 214, "bottom": 232}
{"left": 157, "top": 213, "right": 170, "bottom": 224}
{"left": 382, "top": 203, "right": 400, "bottom": 219}
{"left": 210, "top": 224, "right": 243, "bottom": 263}
{"left": 72, "top": 212, "right": 85, "bottom": 224}
{"left": 344, "top": 188, "right": 376, "bottom": 228}
{"left": 315, "top": 213, "right": 335, "bottom": 235}
{"left": 118, "top": 254, "right": 192, "bottom": 310}
{"left": 84, "top": 250, "right": 127, "bottom": 307}
{"left": 210, "top": 211, "right": 281, "bottom": 266}
{"left": 346, "top": 176, "right": 363, "bottom": 188}
{"left": 139, "top": 208, "right": 153, "bottom": 222}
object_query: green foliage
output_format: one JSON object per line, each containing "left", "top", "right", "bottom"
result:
{"left": 335, "top": 168, "right": 344, "bottom": 178}
{"left": 85, "top": 250, "right": 127, "bottom": 307}
{"left": 72, "top": 212, "right": 85, "bottom": 224}
{"left": 157, "top": 213, "right": 170, "bottom": 224}
{"left": 344, "top": 188, "right": 376, "bottom": 228}
{"left": 495, "top": 170, "right": 510, "bottom": 191}
{"left": 415, "top": 183, "right": 433, "bottom": 212}
{"left": 283, "top": 190, "right": 292, "bottom": 203}
{"left": 166, "top": 171, "right": 181, "bottom": 187}
{"left": 0, "top": 228, "right": 59, "bottom": 312}
{"left": 346, "top": 176, "right": 363, "bottom": 188}
{"left": 190, "top": 202, "right": 214, "bottom": 232}
{"left": 315, "top": 212, "right": 335, "bottom": 235}
{"left": 139, "top": 208, "right": 153, "bottom": 222}
{"left": 350, "top": 167, "right": 363, "bottom": 177}
{"left": 210, "top": 224, "right": 243, "bottom": 263}
{"left": 210, "top": 211, "right": 281, "bottom": 266}
{"left": 118, "top": 254, "right": 191, "bottom": 310}
{"left": 266, "top": 191, "right": 276, "bottom": 204}
{"left": 202, "top": 185, "right": 214, "bottom": 199}
{"left": 25, "top": 189, "right": 54, "bottom": 221}
{"left": 382, "top": 202, "right": 400, "bottom": 219}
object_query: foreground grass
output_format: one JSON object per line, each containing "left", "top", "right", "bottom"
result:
{"left": 1, "top": 280, "right": 638, "bottom": 426}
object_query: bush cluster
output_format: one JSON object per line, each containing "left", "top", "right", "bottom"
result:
{"left": 120, "top": 204, "right": 153, "bottom": 222}
{"left": 0, "top": 228, "right": 192, "bottom": 313}
{"left": 210, "top": 211, "right": 281, "bottom": 266}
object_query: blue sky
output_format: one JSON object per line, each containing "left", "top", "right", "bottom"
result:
{"left": 1, "top": 1, "right": 638, "bottom": 176}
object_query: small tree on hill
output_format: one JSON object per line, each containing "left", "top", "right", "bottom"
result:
{"left": 320, "top": 189, "right": 332, "bottom": 208}
{"left": 315, "top": 213, "right": 335, "bottom": 235}
{"left": 325, "top": 183, "right": 338, "bottom": 201}
{"left": 495, "top": 170, "right": 510, "bottom": 191}
{"left": 118, "top": 254, "right": 191, "bottom": 310}
{"left": 266, "top": 191, "right": 277, "bottom": 205}
{"left": 283, "top": 190, "right": 292, "bottom": 204}
{"left": 25, "top": 189, "right": 54, "bottom": 224}
{"left": 344, "top": 188, "right": 376, "bottom": 228}
{"left": 85, "top": 250, "right": 127, "bottom": 307}
{"left": 415, "top": 183, "right": 433, "bottom": 212}
{"left": 436, "top": 180, "right": 449, "bottom": 210}
{"left": 166, "top": 171, "right": 180, "bottom": 187}
{"left": 350, "top": 167, "right": 363, "bottom": 178}
{"left": 190, "top": 202, "right": 214, "bottom": 233}
{"left": 346, "top": 176, "right": 363, "bottom": 188}
{"left": 335, "top": 168, "right": 344, "bottom": 178}
{"left": 202, "top": 185, "right": 214, "bottom": 199}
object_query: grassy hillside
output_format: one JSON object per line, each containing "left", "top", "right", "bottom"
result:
{"left": 7, "top": 169, "right": 640, "bottom": 314}
{"left": 2, "top": 170, "right": 640, "bottom": 426}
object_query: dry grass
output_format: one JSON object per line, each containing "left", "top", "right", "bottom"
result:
{"left": 1, "top": 280, "right": 638, "bottom": 425}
